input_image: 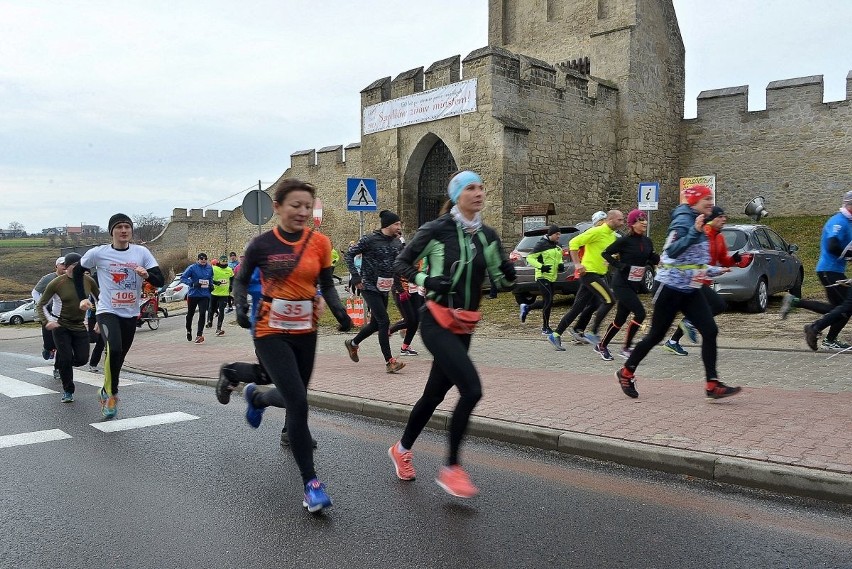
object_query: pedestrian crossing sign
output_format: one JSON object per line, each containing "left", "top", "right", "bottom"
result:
{"left": 346, "top": 178, "right": 378, "bottom": 211}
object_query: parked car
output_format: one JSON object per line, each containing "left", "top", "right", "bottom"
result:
{"left": 0, "top": 300, "right": 36, "bottom": 325}
{"left": 0, "top": 299, "right": 29, "bottom": 313}
{"left": 510, "top": 223, "right": 656, "bottom": 305}
{"left": 710, "top": 224, "right": 803, "bottom": 312}
{"left": 160, "top": 273, "right": 189, "bottom": 303}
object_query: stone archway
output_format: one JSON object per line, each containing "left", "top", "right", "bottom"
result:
{"left": 417, "top": 139, "right": 458, "bottom": 226}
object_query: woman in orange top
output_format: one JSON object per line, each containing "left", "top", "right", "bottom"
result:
{"left": 231, "top": 178, "right": 351, "bottom": 513}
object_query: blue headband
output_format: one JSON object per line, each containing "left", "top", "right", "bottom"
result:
{"left": 447, "top": 171, "right": 482, "bottom": 203}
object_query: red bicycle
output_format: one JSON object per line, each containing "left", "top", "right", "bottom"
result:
{"left": 138, "top": 291, "right": 168, "bottom": 330}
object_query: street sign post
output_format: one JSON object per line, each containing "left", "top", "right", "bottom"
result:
{"left": 638, "top": 182, "right": 660, "bottom": 236}
{"left": 346, "top": 178, "right": 378, "bottom": 237}
{"left": 313, "top": 197, "right": 323, "bottom": 228}
{"left": 242, "top": 184, "right": 273, "bottom": 235}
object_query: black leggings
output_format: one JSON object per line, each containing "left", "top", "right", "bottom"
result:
{"left": 600, "top": 284, "right": 645, "bottom": 349}
{"left": 556, "top": 273, "right": 613, "bottom": 336}
{"left": 208, "top": 295, "right": 228, "bottom": 330}
{"left": 528, "top": 279, "right": 555, "bottom": 329}
{"left": 353, "top": 289, "right": 392, "bottom": 361}
{"left": 52, "top": 327, "right": 90, "bottom": 393}
{"left": 812, "top": 275, "right": 852, "bottom": 335}
{"left": 186, "top": 296, "right": 210, "bottom": 337}
{"left": 96, "top": 313, "right": 138, "bottom": 395}
{"left": 800, "top": 272, "right": 851, "bottom": 340}
{"left": 87, "top": 315, "right": 104, "bottom": 367}
{"left": 670, "top": 285, "right": 726, "bottom": 342}
{"left": 625, "top": 285, "right": 719, "bottom": 380}
{"left": 400, "top": 309, "right": 481, "bottom": 466}
{"left": 252, "top": 333, "right": 318, "bottom": 485}
{"left": 389, "top": 292, "right": 422, "bottom": 346}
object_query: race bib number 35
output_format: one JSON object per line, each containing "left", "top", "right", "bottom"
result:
{"left": 269, "top": 299, "right": 313, "bottom": 330}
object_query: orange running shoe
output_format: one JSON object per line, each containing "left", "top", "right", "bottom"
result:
{"left": 435, "top": 465, "right": 479, "bottom": 498}
{"left": 388, "top": 443, "right": 416, "bottom": 481}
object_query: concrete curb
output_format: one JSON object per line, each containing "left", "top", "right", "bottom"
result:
{"left": 126, "top": 369, "right": 852, "bottom": 505}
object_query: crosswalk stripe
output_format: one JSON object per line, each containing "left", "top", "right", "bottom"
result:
{"left": 28, "top": 366, "right": 141, "bottom": 387}
{"left": 0, "top": 429, "right": 72, "bottom": 448}
{"left": 90, "top": 412, "right": 199, "bottom": 433}
{"left": 0, "top": 374, "right": 59, "bottom": 397}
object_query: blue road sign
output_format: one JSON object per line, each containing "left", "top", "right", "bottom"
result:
{"left": 346, "top": 178, "right": 378, "bottom": 211}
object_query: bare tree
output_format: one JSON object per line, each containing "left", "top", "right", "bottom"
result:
{"left": 132, "top": 213, "right": 167, "bottom": 243}
{"left": 7, "top": 221, "right": 25, "bottom": 237}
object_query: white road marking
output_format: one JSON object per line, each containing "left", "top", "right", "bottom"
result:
{"left": 0, "top": 429, "right": 71, "bottom": 448}
{"left": 90, "top": 412, "right": 199, "bottom": 433}
{"left": 0, "top": 374, "right": 58, "bottom": 397}
{"left": 28, "top": 366, "right": 141, "bottom": 387}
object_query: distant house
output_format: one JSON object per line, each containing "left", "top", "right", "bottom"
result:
{"left": 0, "top": 229, "right": 25, "bottom": 239}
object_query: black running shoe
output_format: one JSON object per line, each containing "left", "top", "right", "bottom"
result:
{"left": 803, "top": 324, "right": 819, "bottom": 351}
{"left": 216, "top": 364, "right": 238, "bottom": 405}
{"left": 615, "top": 369, "right": 638, "bottom": 398}
{"left": 706, "top": 381, "right": 742, "bottom": 399}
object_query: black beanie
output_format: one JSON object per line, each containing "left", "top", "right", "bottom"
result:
{"left": 108, "top": 213, "right": 133, "bottom": 235}
{"left": 380, "top": 209, "right": 400, "bottom": 228}
{"left": 546, "top": 224, "right": 560, "bottom": 236}
{"left": 705, "top": 205, "right": 726, "bottom": 223}
{"left": 63, "top": 252, "right": 82, "bottom": 266}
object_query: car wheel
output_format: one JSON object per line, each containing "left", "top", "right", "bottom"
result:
{"left": 514, "top": 292, "right": 536, "bottom": 306}
{"left": 745, "top": 277, "right": 768, "bottom": 313}
{"left": 641, "top": 265, "right": 656, "bottom": 293}
{"left": 10, "top": 315, "right": 23, "bottom": 325}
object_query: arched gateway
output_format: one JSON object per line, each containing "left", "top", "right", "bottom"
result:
{"left": 417, "top": 139, "right": 457, "bottom": 227}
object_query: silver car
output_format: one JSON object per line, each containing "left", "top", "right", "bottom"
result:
{"left": 0, "top": 300, "right": 37, "bottom": 325}
{"left": 160, "top": 273, "right": 189, "bottom": 303}
{"left": 710, "top": 224, "right": 803, "bottom": 312}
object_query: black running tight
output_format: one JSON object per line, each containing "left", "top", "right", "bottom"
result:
{"left": 528, "top": 279, "right": 555, "bottom": 330}
{"left": 96, "top": 313, "right": 138, "bottom": 395}
{"left": 625, "top": 285, "right": 718, "bottom": 380}
{"left": 353, "top": 289, "right": 392, "bottom": 361}
{"left": 400, "top": 309, "right": 481, "bottom": 466}
{"left": 186, "top": 296, "right": 210, "bottom": 337}
{"left": 252, "top": 333, "right": 318, "bottom": 485}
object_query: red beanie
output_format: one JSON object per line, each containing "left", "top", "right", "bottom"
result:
{"left": 683, "top": 185, "right": 712, "bottom": 206}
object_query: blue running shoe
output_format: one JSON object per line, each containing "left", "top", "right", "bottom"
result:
{"left": 303, "top": 479, "right": 332, "bottom": 512}
{"left": 243, "top": 383, "right": 265, "bottom": 428}
{"left": 568, "top": 328, "right": 586, "bottom": 345}
{"left": 547, "top": 332, "right": 565, "bottom": 351}
{"left": 594, "top": 343, "right": 613, "bottom": 361}
{"left": 583, "top": 332, "right": 600, "bottom": 346}
{"left": 98, "top": 388, "right": 110, "bottom": 417}
{"left": 679, "top": 319, "right": 698, "bottom": 344}
{"left": 61, "top": 391, "right": 74, "bottom": 403}
{"left": 519, "top": 303, "right": 530, "bottom": 323}
{"left": 663, "top": 340, "right": 688, "bottom": 356}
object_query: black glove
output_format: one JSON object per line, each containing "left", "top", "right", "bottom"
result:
{"left": 235, "top": 307, "right": 251, "bottom": 329}
{"left": 349, "top": 275, "right": 362, "bottom": 288}
{"left": 424, "top": 275, "right": 453, "bottom": 294}
{"left": 557, "top": 263, "right": 565, "bottom": 273}
{"left": 540, "top": 264, "right": 552, "bottom": 273}
{"left": 731, "top": 252, "right": 742, "bottom": 263}
{"left": 500, "top": 260, "right": 516, "bottom": 282}
{"left": 337, "top": 314, "right": 353, "bottom": 333}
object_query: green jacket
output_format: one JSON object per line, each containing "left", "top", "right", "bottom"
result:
{"left": 526, "top": 236, "right": 563, "bottom": 282}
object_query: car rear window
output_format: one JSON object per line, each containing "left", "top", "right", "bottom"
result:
{"left": 721, "top": 228, "right": 748, "bottom": 251}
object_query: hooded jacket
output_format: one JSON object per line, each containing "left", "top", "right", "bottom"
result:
{"left": 656, "top": 204, "right": 711, "bottom": 292}
{"left": 527, "top": 236, "right": 564, "bottom": 282}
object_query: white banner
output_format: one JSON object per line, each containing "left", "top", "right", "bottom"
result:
{"left": 362, "top": 79, "right": 477, "bottom": 135}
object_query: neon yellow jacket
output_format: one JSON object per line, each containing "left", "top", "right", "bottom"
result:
{"left": 569, "top": 223, "right": 617, "bottom": 275}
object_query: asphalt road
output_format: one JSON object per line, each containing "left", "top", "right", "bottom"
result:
{"left": 1, "top": 352, "right": 851, "bottom": 569}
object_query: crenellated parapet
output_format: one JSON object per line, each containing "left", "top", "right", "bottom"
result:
{"left": 694, "top": 72, "right": 852, "bottom": 121}
{"left": 288, "top": 144, "right": 361, "bottom": 170}
{"left": 361, "top": 46, "right": 617, "bottom": 114}
{"left": 170, "top": 208, "right": 233, "bottom": 221}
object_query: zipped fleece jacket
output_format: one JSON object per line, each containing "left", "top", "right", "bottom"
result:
{"left": 345, "top": 229, "right": 404, "bottom": 294}
{"left": 527, "top": 236, "right": 563, "bottom": 282}
{"left": 394, "top": 213, "right": 512, "bottom": 311}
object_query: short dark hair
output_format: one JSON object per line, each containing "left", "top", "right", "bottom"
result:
{"left": 273, "top": 179, "right": 315, "bottom": 204}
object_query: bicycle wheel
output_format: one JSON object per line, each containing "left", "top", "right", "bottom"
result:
{"left": 147, "top": 318, "right": 160, "bottom": 330}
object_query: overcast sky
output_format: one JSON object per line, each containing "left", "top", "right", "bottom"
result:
{"left": 1, "top": 1, "right": 850, "bottom": 233}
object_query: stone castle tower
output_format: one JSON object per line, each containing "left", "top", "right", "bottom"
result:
{"left": 151, "top": 0, "right": 850, "bottom": 262}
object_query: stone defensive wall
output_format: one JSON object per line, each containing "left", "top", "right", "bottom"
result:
{"left": 680, "top": 72, "right": 852, "bottom": 216}
{"left": 359, "top": 47, "right": 622, "bottom": 238}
